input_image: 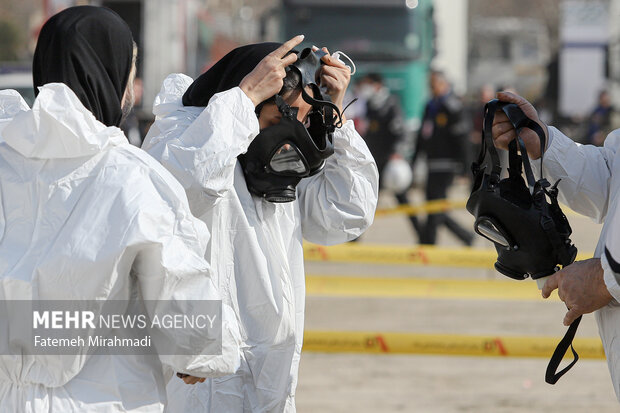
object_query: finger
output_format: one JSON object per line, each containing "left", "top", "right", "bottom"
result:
{"left": 492, "top": 128, "right": 517, "bottom": 146}
{"left": 321, "top": 66, "right": 350, "bottom": 82}
{"left": 542, "top": 273, "right": 560, "bottom": 298}
{"left": 491, "top": 120, "right": 515, "bottom": 137}
{"left": 272, "top": 35, "right": 305, "bottom": 58}
{"left": 281, "top": 52, "right": 299, "bottom": 67}
{"left": 321, "top": 47, "right": 330, "bottom": 55}
{"left": 492, "top": 111, "right": 509, "bottom": 125}
{"left": 564, "top": 307, "right": 581, "bottom": 326}
{"left": 496, "top": 91, "right": 528, "bottom": 106}
{"left": 320, "top": 73, "right": 341, "bottom": 92}
{"left": 321, "top": 64, "right": 348, "bottom": 78}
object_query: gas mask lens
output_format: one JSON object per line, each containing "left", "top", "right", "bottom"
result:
{"left": 475, "top": 217, "right": 510, "bottom": 248}
{"left": 269, "top": 143, "right": 308, "bottom": 175}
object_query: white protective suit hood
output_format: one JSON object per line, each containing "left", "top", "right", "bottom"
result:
{"left": 2, "top": 84, "right": 123, "bottom": 158}
{"left": 0, "top": 84, "right": 241, "bottom": 412}
{"left": 143, "top": 73, "right": 378, "bottom": 412}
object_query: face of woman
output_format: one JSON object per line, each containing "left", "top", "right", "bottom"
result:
{"left": 258, "top": 87, "right": 313, "bottom": 130}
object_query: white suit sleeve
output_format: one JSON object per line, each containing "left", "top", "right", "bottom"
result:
{"left": 531, "top": 126, "right": 617, "bottom": 223}
{"left": 602, "top": 191, "right": 620, "bottom": 301}
{"left": 126, "top": 161, "right": 241, "bottom": 377}
{"left": 297, "top": 120, "right": 379, "bottom": 244}
{"left": 142, "top": 74, "right": 259, "bottom": 216}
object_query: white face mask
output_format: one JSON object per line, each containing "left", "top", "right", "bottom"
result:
{"left": 357, "top": 84, "right": 375, "bottom": 100}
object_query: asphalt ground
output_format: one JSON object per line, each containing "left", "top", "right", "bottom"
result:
{"left": 297, "top": 182, "right": 618, "bottom": 412}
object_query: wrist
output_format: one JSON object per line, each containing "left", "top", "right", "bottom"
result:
{"left": 239, "top": 81, "right": 260, "bottom": 107}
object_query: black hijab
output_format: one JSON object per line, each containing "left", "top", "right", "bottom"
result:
{"left": 33, "top": 6, "right": 134, "bottom": 127}
{"left": 182, "top": 42, "right": 283, "bottom": 107}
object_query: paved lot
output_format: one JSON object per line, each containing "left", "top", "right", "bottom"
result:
{"left": 297, "top": 183, "right": 618, "bottom": 412}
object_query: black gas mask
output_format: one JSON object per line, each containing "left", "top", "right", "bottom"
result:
{"left": 467, "top": 100, "right": 577, "bottom": 280}
{"left": 238, "top": 48, "right": 343, "bottom": 203}
{"left": 467, "top": 99, "right": 580, "bottom": 384}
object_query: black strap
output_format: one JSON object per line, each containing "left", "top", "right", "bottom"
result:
{"left": 507, "top": 140, "right": 521, "bottom": 178}
{"left": 545, "top": 315, "right": 582, "bottom": 384}
{"left": 300, "top": 85, "right": 343, "bottom": 129}
{"left": 474, "top": 100, "right": 503, "bottom": 183}
{"left": 498, "top": 103, "right": 546, "bottom": 193}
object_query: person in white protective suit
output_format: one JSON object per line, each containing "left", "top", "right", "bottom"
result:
{"left": 492, "top": 91, "right": 620, "bottom": 399}
{"left": 0, "top": 6, "right": 240, "bottom": 412}
{"left": 142, "top": 36, "right": 379, "bottom": 412}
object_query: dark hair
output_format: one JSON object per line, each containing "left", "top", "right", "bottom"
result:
{"left": 365, "top": 72, "right": 383, "bottom": 84}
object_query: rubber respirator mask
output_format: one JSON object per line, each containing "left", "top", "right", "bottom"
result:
{"left": 239, "top": 47, "right": 343, "bottom": 202}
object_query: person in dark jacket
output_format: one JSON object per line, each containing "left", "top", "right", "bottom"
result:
{"left": 416, "top": 70, "right": 473, "bottom": 245}
{"left": 356, "top": 72, "right": 422, "bottom": 240}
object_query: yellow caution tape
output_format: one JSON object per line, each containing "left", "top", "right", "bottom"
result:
{"left": 303, "top": 330, "right": 605, "bottom": 359}
{"left": 375, "top": 199, "right": 467, "bottom": 217}
{"left": 374, "top": 198, "right": 583, "bottom": 218}
{"left": 303, "top": 243, "right": 593, "bottom": 268}
{"left": 305, "top": 275, "right": 559, "bottom": 301}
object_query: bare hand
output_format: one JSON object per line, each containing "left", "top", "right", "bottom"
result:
{"left": 492, "top": 91, "right": 549, "bottom": 159}
{"left": 177, "top": 373, "right": 206, "bottom": 385}
{"left": 239, "top": 35, "right": 305, "bottom": 107}
{"left": 314, "top": 46, "right": 351, "bottom": 121}
{"left": 541, "top": 258, "right": 612, "bottom": 326}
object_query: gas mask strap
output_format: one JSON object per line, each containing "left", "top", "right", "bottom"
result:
{"left": 300, "top": 86, "right": 343, "bottom": 128}
{"left": 499, "top": 103, "right": 547, "bottom": 194}
{"left": 515, "top": 134, "right": 537, "bottom": 192}
{"left": 275, "top": 95, "right": 298, "bottom": 120}
{"left": 545, "top": 315, "right": 582, "bottom": 384}
{"left": 476, "top": 100, "right": 503, "bottom": 184}
{"left": 507, "top": 140, "right": 522, "bottom": 178}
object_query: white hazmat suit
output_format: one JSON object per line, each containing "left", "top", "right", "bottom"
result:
{"left": 143, "top": 73, "right": 379, "bottom": 412}
{"left": 0, "top": 84, "right": 240, "bottom": 412}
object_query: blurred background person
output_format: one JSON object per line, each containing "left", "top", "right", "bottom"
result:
{"left": 585, "top": 89, "right": 615, "bottom": 146}
{"left": 415, "top": 70, "right": 473, "bottom": 246}
{"left": 356, "top": 72, "right": 422, "bottom": 241}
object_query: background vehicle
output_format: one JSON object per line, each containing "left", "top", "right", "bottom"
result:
{"left": 276, "top": 0, "right": 435, "bottom": 131}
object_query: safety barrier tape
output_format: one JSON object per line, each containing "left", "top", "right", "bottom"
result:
{"left": 303, "top": 243, "right": 593, "bottom": 268}
{"left": 305, "top": 275, "right": 559, "bottom": 301}
{"left": 375, "top": 199, "right": 467, "bottom": 217}
{"left": 374, "top": 198, "right": 582, "bottom": 218}
{"left": 303, "top": 330, "right": 605, "bottom": 359}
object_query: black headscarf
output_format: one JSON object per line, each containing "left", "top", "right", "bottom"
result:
{"left": 182, "top": 42, "right": 283, "bottom": 107}
{"left": 33, "top": 6, "right": 134, "bottom": 127}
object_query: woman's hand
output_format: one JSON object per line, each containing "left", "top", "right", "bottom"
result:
{"left": 240, "top": 35, "right": 304, "bottom": 107}
{"left": 315, "top": 46, "right": 351, "bottom": 121}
